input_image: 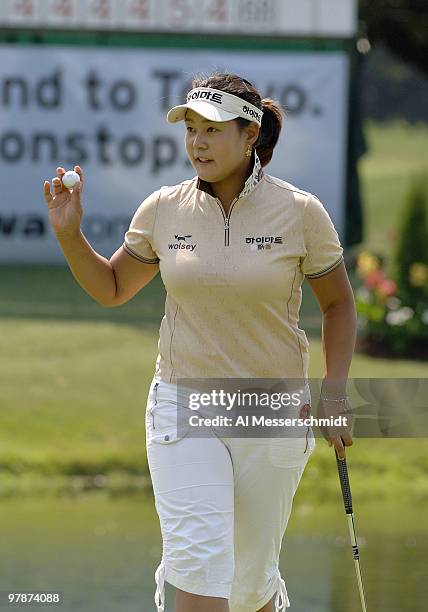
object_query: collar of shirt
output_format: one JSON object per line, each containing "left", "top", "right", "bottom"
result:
{"left": 196, "top": 149, "right": 264, "bottom": 200}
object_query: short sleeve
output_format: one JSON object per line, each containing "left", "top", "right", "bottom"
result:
{"left": 300, "top": 195, "right": 344, "bottom": 278}
{"left": 123, "top": 189, "right": 160, "bottom": 264}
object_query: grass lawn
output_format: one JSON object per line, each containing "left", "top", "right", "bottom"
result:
{"left": 0, "top": 120, "right": 427, "bottom": 498}
{"left": 1, "top": 315, "right": 427, "bottom": 501}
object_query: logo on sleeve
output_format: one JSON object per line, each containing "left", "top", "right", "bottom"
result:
{"left": 168, "top": 234, "right": 196, "bottom": 251}
{"left": 245, "top": 236, "right": 283, "bottom": 250}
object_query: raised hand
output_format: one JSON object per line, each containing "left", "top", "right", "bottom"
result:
{"left": 43, "top": 165, "right": 84, "bottom": 238}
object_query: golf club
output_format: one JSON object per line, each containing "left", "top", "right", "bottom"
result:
{"left": 335, "top": 448, "right": 368, "bottom": 612}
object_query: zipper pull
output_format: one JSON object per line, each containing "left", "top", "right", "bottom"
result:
{"left": 224, "top": 218, "right": 229, "bottom": 229}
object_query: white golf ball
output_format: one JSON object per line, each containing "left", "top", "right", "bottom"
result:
{"left": 62, "top": 170, "right": 80, "bottom": 189}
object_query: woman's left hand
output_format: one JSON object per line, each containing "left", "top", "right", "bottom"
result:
{"left": 316, "top": 397, "right": 354, "bottom": 459}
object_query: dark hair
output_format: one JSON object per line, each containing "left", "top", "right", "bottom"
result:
{"left": 190, "top": 72, "right": 285, "bottom": 167}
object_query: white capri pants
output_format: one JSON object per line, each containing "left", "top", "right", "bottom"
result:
{"left": 145, "top": 377, "right": 316, "bottom": 611}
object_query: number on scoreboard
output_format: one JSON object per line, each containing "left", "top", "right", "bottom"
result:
{"left": 11, "top": 0, "right": 34, "bottom": 18}
{"left": 120, "top": 0, "right": 153, "bottom": 28}
{"left": 237, "top": 0, "right": 274, "bottom": 27}
{"left": 49, "top": 0, "right": 74, "bottom": 17}
{"left": 205, "top": 0, "right": 227, "bottom": 24}
{"left": 129, "top": 0, "right": 151, "bottom": 20}
{"left": 89, "top": 0, "right": 112, "bottom": 20}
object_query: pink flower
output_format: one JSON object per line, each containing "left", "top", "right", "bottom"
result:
{"left": 364, "top": 270, "right": 386, "bottom": 289}
{"left": 377, "top": 279, "right": 397, "bottom": 297}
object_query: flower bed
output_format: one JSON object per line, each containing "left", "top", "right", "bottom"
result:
{"left": 355, "top": 251, "right": 428, "bottom": 359}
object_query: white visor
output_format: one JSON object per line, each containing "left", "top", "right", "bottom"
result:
{"left": 167, "top": 87, "right": 263, "bottom": 127}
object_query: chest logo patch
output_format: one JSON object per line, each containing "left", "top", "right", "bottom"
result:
{"left": 168, "top": 234, "right": 196, "bottom": 251}
{"left": 245, "top": 236, "right": 283, "bottom": 250}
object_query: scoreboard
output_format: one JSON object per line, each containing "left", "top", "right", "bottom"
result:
{"left": 0, "top": 0, "right": 357, "bottom": 37}
{"left": 0, "top": 0, "right": 361, "bottom": 262}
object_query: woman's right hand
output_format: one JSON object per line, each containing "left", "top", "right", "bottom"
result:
{"left": 43, "top": 165, "right": 83, "bottom": 238}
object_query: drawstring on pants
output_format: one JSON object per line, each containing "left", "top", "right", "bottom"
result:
{"left": 153, "top": 560, "right": 288, "bottom": 611}
{"left": 274, "top": 568, "right": 290, "bottom": 610}
{"left": 154, "top": 559, "right": 166, "bottom": 612}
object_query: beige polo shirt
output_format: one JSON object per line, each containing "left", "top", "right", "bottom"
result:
{"left": 123, "top": 151, "right": 343, "bottom": 384}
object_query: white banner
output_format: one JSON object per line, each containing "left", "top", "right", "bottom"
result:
{"left": 0, "top": 45, "right": 349, "bottom": 263}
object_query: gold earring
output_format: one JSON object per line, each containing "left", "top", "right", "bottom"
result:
{"left": 245, "top": 146, "right": 252, "bottom": 158}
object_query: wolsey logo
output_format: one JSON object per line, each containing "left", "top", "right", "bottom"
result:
{"left": 187, "top": 90, "right": 223, "bottom": 104}
{"left": 168, "top": 234, "right": 196, "bottom": 251}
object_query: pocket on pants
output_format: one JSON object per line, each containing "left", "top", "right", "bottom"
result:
{"left": 267, "top": 427, "right": 316, "bottom": 468}
{"left": 146, "top": 383, "right": 190, "bottom": 445}
{"left": 266, "top": 386, "right": 316, "bottom": 468}
{"left": 266, "top": 384, "right": 316, "bottom": 468}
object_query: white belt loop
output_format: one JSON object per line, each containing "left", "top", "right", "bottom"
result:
{"left": 154, "top": 559, "right": 166, "bottom": 612}
{"left": 274, "top": 568, "right": 290, "bottom": 611}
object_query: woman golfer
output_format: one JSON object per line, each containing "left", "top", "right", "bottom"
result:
{"left": 43, "top": 72, "right": 356, "bottom": 611}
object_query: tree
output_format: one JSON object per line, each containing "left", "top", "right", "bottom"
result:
{"left": 359, "top": 0, "right": 428, "bottom": 76}
{"left": 394, "top": 175, "right": 428, "bottom": 307}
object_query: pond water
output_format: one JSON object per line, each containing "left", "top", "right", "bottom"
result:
{"left": 0, "top": 493, "right": 426, "bottom": 611}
